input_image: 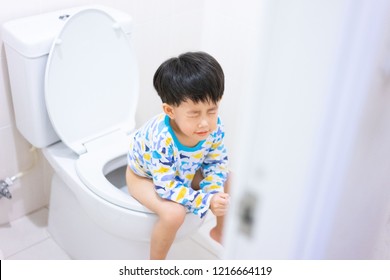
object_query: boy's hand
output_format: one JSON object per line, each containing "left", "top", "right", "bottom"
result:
{"left": 210, "top": 193, "right": 230, "bottom": 216}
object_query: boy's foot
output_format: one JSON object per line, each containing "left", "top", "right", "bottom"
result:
{"left": 209, "top": 226, "right": 222, "bottom": 244}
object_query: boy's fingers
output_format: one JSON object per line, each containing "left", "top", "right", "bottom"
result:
{"left": 221, "top": 194, "right": 230, "bottom": 203}
{"left": 216, "top": 198, "right": 230, "bottom": 207}
{"left": 218, "top": 193, "right": 229, "bottom": 200}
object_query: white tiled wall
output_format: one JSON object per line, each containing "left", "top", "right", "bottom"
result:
{"left": 0, "top": 0, "right": 262, "bottom": 225}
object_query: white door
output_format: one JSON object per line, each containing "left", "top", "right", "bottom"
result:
{"left": 224, "top": 0, "right": 390, "bottom": 259}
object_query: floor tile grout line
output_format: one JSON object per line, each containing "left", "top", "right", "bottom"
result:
{"left": 5, "top": 235, "right": 52, "bottom": 260}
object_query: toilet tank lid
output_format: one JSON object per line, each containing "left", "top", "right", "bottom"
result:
{"left": 1, "top": 5, "right": 133, "bottom": 58}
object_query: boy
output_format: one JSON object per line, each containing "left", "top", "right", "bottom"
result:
{"left": 126, "top": 51, "right": 230, "bottom": 260}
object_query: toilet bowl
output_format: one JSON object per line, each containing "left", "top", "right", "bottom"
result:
{"left": 2, "top": 6, "right": 204, "bottom": 259}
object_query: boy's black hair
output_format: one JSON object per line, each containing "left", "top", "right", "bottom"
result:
{"left": 153, "top": 51, "right": 224, "bottom": 106}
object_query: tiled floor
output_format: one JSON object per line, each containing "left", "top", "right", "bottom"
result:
{"left": 0, "top": 207, "right": 223, "bottom": 260}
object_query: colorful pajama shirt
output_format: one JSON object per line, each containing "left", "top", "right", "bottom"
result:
{"left": 127, "top": 113, "right": 228, "bottom": 218}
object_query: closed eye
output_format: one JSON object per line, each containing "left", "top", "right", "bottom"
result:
{"left": 187, "top": 112, "right": 200, "bottom": 118}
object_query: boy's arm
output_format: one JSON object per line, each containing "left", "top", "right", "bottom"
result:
{"left": 200, "top": 129, "right": 229, "bottom": 193}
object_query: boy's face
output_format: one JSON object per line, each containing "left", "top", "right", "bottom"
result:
{"left": 163, "top": 99, "right": 220, "bottom": 147}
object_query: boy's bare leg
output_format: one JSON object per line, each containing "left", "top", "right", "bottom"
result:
{"left": 210, "top": 216, "right": 225, "bottom": 244}
{"left": 191, "top": 170, "right": 230, "bottom": 244}
{"left": 126, "top": 167, "right": 186, "bottom": 260}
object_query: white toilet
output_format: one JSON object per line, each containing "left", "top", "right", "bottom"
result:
{"left": 2, "top": 5, "right": 203, "bottom": 259}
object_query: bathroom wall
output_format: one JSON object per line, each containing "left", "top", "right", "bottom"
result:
{"left": 0, "top": 0, "right": 261, "bottom": 225}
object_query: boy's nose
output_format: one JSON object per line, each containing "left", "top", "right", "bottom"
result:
{"left": 199, "top": 118, "right": 208, "bottom": 128}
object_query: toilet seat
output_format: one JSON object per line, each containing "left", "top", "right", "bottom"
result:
{"left": 76, "top": 130, "right": 153, "bottom": 213}
{"left": 44, "top": 9, "right": 143, "bottom": 211}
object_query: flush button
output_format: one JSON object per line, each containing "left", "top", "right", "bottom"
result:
{"left": 59, "top": 14, "right": 70, "bottom": 21}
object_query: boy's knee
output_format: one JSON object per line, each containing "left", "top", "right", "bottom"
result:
{"left": 159, "top": 203, "right": 186, "bottom": 228}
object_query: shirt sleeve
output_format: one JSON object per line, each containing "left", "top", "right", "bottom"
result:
{"left": 147, "top": 138, "right": 215, "bottom": 218}
{"left": 200, "top": 124, "right": 229, "bottom": 193}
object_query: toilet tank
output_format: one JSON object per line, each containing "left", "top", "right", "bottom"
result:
{"left": 2, "top": 5, "right": 133, "bottom": 148}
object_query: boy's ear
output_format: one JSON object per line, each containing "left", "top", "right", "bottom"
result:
{"left": 162, "top": 103, "right": 175, "bottom": 119}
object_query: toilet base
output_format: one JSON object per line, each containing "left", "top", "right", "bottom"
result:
{"left": 48, "top": 174, "right": 149, "bottom": 259}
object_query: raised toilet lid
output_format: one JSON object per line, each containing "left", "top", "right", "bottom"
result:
{"left": 45, "top": 8, "right": 138, "bottom": 155}
{"left": 45, "top": 8, "right": 145, "bottom": 212}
